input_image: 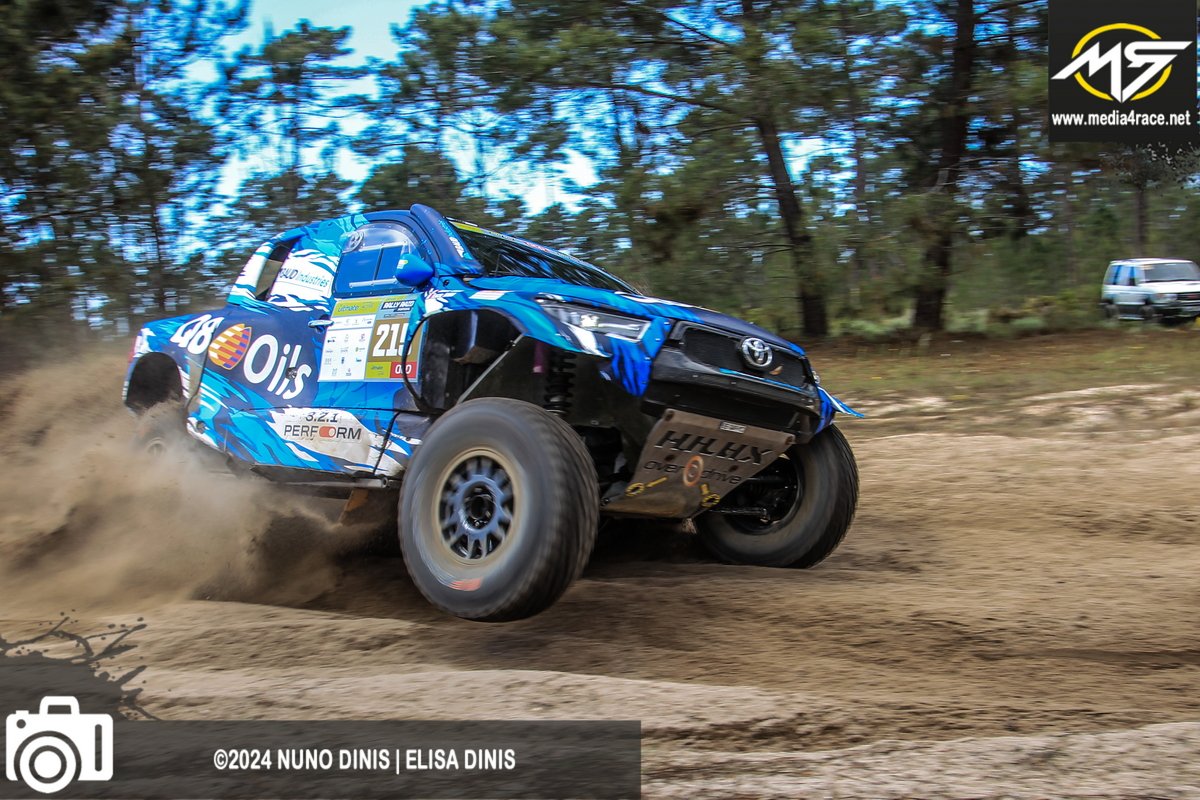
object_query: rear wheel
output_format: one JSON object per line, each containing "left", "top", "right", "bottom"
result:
{"left": 398, "top": 398, "right": 599, "bottom": 622}
{"left": 696, "top": 425, "right": 858, "bottom": 568}
{"left": 132, "top": 401, "right": 188, "bottom": 458}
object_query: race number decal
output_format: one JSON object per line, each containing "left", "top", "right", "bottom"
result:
{"left": 320, "top": 296, "right": 418, "bottom": 382}
{"left": 366, "top": 317, "right": 420, "bottom": 380}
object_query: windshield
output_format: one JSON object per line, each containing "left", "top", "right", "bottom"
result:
{"left": 1143, "top": 261, "right": 1200, "bottom": 282}
{"left": 452, "top": 222, "right": 634, "bottom": 293}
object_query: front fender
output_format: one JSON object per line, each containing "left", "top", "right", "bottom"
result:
{"left": 417, "top": 288, "right": 672, "bottom": 397}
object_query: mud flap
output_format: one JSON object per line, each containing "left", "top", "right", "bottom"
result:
{"left": 338, "top": 488, "right": 396, "bottom": 527}
{"left": 602, "top": 409, "right": 794, "bottom": 518}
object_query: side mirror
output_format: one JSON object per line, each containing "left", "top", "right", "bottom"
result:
{"left": 394, "top": 253, "right": 434, "bottom": 288}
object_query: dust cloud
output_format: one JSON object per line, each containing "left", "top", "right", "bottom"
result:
{"left": 0, "top": 346, "right": 362, "bottom": 612}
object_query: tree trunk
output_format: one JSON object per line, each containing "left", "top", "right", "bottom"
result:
{"left": 913, "top": 232, "right": 952, "bottom": 330}
{"left": 754, "top": 115, "right": 827, "bottom": 337}
{"left": 840, "top": 3, "right": 873, "bottom": 303}
{"left": 1060, "top": 165, "right": 1076, "bottom": 287}
{"left": 913, "top": 0, "right": 976, "bottom": 332}
{"left": 1134, "top": 184, "right": 1148, "bottom": 256}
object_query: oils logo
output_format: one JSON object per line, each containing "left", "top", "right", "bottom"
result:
{"left": 1052, "top": 23, "right": 1192, "bottom": 103}
{"left": 208, "top": 324, "right": 252, "bottom": 369}
{"left": 242, "top": 334, "right": 312, "bottom": 400}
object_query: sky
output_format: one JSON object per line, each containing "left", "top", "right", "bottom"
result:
{"left": 209, "top": 0, "right": 585, "bottom": 212}
{"left": 234, "top": 0, "right": 428, "bottom": 62}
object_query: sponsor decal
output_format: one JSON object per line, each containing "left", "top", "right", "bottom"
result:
{"left": 208, "top": 324, "right": 252, "bottom": 369}
{"left": 281, "top": 424, "right": 363, "bottom": 442}
{"left": 242, "top": 334, "right": 311, "bottom": 400}
{"left": 439, "top": 219, "right": 468, "bottom": 258}
{"left": 267, "top": 409, "right": 376, "bottom": 464}
{"left": 378, "top": 298, "right": 415, "bottom": 318}
{"left": 170, "top": 314, "right": 226, "bottom": 356}
{"left": 470, "top": 290, "right": 508, "bottom": 301}
{"left": 277, "top": 265, "right": 331, "bottom": 289}
{"left": 322, "top": 295, "right": 420, "bottom": 382}
{"left": 637, "top": 458, "right": 747, "bottom": 487}
{"left": 653, "top": 430, "right": 774, "bottom": 465}
{"left": 682, "top": 455, "right": 704, "bottom": 487}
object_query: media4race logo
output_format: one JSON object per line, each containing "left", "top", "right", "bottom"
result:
{"left": 1048, "top": 0, "right": 1199, "bottom": 144}
{"left": 5, "top": 697, "right": 113, "bottom": 795}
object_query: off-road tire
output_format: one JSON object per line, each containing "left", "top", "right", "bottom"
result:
{"left": 398, "top": 398, "right": 599, "bottom": 622}
{"left": 696, "top": 425, "right": 858, "bottom": 568}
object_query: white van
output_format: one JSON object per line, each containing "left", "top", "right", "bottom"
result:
{"left": 1101, "top": 258, "right": 1200, "bottom": 325}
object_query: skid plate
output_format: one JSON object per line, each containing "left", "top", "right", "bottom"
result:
{"left": 602, "top": 409, "right": 794, "bottom": 518}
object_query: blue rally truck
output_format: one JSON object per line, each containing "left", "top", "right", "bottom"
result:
{"left": 125, "top": 204, "right": 860, "bottom": 621}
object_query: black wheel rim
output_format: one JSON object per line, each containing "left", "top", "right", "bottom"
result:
{"left": 725, "top": 454, "right": 805, "bottom": 535}
{"left": 437, "top": 451, "right": 515, "bottom": 561}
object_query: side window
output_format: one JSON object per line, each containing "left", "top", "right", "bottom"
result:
{"left": 1129, "top": 267, "right": 1141, "bottom": 286}
{"left": 255, "top": 240, "right": 298, "bottom": 300}
{"left": 335, "top": 222, "right": 426, "bottom": 295}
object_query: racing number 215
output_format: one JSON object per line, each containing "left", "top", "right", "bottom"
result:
{"left": 372, "top": 321, "right": 409, "bottom": 359}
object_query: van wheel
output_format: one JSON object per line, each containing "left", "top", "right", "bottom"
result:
{"left": 696, "top": 425, "right": 858, "bottom": 568}
{"left": 398, "top": 399, "right": 599, "bottom": 622}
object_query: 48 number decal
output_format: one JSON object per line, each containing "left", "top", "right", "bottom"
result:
{"left": 170, "top": 314, "right": 226, "bottom": 356}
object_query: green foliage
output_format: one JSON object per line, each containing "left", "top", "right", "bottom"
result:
{"left": 5, "top": 0, "right": 1200, "bottom": 347}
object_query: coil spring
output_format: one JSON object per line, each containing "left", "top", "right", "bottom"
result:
{"left": 543, "top": 351, "right": 576, "bottom": 415}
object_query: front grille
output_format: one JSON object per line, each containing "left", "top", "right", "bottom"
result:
{"left": 643, "top": 381, "right": 806, "bottom": 432}
{"left": 679, "top": 326, "right": 812, "bottom": 387}
{"left": 1179, "top": 292, "right": 1200, "bottom": 302}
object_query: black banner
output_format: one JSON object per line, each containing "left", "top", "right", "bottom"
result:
{"left": 1048, "top": 0, "right": 1199, "bottom": 144}
{"left": 1, "top": 719, "right": 641, "bottom": 799}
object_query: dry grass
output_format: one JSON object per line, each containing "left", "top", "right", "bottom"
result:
{"left": 808, "top": 327, "right": 1200, "bottom": 406}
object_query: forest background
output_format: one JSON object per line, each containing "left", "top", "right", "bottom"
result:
{"left": 3, "top": 0, "right": 1196, "bottom": 359}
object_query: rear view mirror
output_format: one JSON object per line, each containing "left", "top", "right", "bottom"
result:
{"left": 395, "top": 253, "right": 434, "bottom": 288}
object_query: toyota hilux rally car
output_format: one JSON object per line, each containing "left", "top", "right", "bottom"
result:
{"left": 125, "top": 204, "right": 861, "bottom": 621}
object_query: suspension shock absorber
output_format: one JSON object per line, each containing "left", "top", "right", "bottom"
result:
{"left": 543, "top": 350, "right": 576, "bottom": 416}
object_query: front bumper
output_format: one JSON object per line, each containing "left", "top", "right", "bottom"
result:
{"left": 641, "top": 325, "right": 822, "bottom": 440}
{"left": 1157, "top": 301, "right": 1200, "bottom": 318}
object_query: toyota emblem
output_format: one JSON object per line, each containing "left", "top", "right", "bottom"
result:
{"left": 739, "top": 337, "right": 772, "bottom": 369}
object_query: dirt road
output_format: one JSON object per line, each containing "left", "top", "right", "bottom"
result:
{"left": 2, "top": 348, "right": 1198, "bottom": 798}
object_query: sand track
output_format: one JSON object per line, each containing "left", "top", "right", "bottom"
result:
{"left": 1, "top": 350, "right": 1198, "bottom": 797}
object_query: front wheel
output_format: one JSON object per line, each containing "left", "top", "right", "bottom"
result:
{"left": 695, "top": 425, "right": 858, "bottom": 568}
{"left": 398, "top": 399, "right": 599, "bottom": 622}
